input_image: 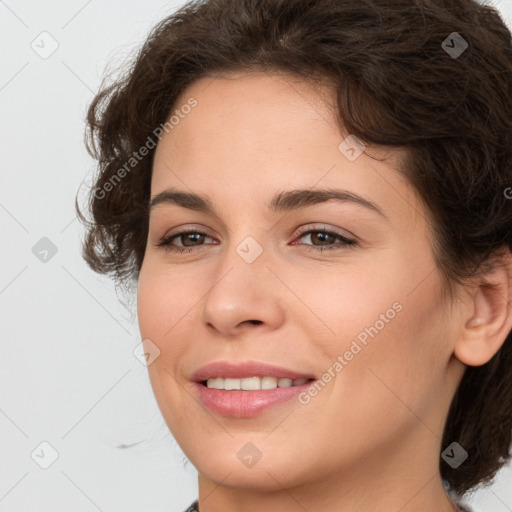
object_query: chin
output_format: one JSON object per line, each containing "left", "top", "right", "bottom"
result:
{"left": 197, "top": 458, "right": 304, "bottom": 492}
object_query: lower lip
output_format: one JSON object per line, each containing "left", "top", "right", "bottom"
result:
{"left": 193, "top": 381, "right": 316, "bottom": 418}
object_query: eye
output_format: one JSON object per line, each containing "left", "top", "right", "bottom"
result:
{"left": 154, "top": 230, "right": 217, "bottom": 254}
{"left": 291, "top": 225, "right": 357, "bottom": 253}
{"left": 154, "top": 225, "right": 357, "bottom": 254}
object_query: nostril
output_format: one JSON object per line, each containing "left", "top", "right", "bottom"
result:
{"left": 248, "top": 320, "right": 263, "bottom": 325}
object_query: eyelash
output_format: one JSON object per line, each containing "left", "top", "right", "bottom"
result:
{"left": 154, "top": 225, "right": 357, "bottom": 254}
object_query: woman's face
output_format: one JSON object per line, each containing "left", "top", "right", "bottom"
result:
{"left": 137, "top": 72, "right": 464, "bottom": 496}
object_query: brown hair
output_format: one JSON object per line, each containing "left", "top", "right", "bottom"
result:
{"left": 76, "top": 0, "right": 512, "bottom": 496}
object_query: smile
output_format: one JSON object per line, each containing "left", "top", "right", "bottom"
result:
{"left": 204, "top": 376, "right": 312, "bottom": 390}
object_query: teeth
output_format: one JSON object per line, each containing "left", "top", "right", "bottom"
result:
{"left": 206, "top": 376, "right": 310, "bottom": 390}
{"left": 261, "top": 376, "right": 278, "bottom": 389}
{"left": 242, "top": 376, "right": 263, "bottom": 390}
{"left": 277, "top": 378, "right": 293, "bottom": 387}
{"left": 224, "top": 378, "right": 240, "bottom": 390}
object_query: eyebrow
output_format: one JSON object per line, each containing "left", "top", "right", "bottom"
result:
{"left": 149, "top": 187, "right": 388, "bottom": 220}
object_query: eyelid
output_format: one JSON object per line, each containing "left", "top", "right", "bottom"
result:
{"left": 294, "top": 223, "right": 355, "bottom": 239}
{"left": 161, "top": 223, "right": 215, "bottom": 238}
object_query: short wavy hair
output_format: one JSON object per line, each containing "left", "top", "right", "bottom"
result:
{"left": 76, "top": 0, "right": 512, "bottom": 497}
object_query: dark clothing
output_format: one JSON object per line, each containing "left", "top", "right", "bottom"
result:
{"left": 184, "top": 500, "right": 199, "bottom": 512}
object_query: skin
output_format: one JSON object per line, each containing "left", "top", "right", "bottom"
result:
{"left": 136, "top": 71, "right": 512, "bottom": 512}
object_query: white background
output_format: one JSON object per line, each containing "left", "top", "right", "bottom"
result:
{"left": 0, "top": 1, "right": 511, "bottom": 511}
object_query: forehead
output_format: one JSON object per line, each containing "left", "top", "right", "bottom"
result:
{"left": 151, "top": 72, "right": 423, "bottom": 229}
{"left": 166, "top": 71, "right": 338, "bottom": 147}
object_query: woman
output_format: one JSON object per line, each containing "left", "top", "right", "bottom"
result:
{"left": 77, "top": 0, "right": 512, "bottom": 510}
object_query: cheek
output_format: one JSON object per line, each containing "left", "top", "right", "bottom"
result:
{"left": 137, "top": 260, "right": 201, "bottom": 340}
{"left": 282, "top": 262, "right": 405, "bottom": 355}
{"left": 301, "top": 254, "right": 449, "bottom": 394}
{"left": 330, "top": 272, "right": 450, "bottom": 426}
{"left": 136, "top": 263, "right": 200, "bottom": 427}
{"left": 136, "top": 262, "right": 201, "bottom": 396}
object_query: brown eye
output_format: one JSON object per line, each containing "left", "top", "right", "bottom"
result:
{"left": 292, "top": 226, "right": 357, "bottom": 253}
{"left": 155, "top": 230, "right": 216, "bottom": 253}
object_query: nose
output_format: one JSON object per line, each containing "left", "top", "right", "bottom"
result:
{"left": 201, "top": 252, "right": 286, "bottom": 338}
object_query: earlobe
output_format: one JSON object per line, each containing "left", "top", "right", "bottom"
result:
{"left": 454, "top": 250, "right": 512, "bottom": 367}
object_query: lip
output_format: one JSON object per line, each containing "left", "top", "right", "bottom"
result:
{"left": 193, "top": 380, "right": 316, "bottom": 418}
{"left": 191, "top": 361, "right": 316, "bottom": 382}
{"left": 191, "top": 361, "right": 317, "bottom": 418}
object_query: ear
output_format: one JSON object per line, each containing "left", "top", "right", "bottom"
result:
{"left": 454, "top": 247, "right": 512, "bottom": 366}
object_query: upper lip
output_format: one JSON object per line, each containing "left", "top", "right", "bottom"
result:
{"left": 191, "top": 361, "right": 317, "bottom": 382}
